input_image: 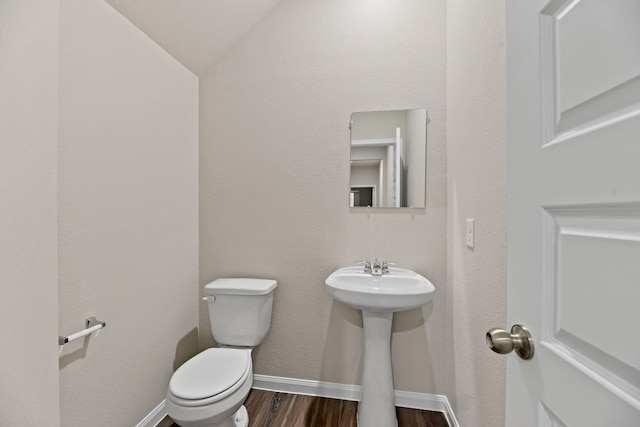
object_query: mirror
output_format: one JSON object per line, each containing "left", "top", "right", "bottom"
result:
{"left": 350, "top": 109, "right": 428, "bottom": 208}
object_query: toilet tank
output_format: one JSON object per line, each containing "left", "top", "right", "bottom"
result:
{"left": 204, "top": 278, "right": 277, "bottom": 347}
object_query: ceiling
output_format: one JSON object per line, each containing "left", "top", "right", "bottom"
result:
{"left": 104, "top": 0, "right": 282, "bottom": 76}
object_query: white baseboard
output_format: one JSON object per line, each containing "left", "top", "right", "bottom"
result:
{"left": 253, "top": 374, "right": 361, "bottom": 401}
{"left": 137, "top": 375, "right": 460, "bottom": 427}
{"left": 135, "top": 399, "right": 166, "bottom": 427}
{"left": 253, "top": 374, "right": 459, "bottom": 427}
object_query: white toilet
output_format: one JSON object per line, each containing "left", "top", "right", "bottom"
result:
{"left": 166, "top": 278, "right": 277, "bottom": 427}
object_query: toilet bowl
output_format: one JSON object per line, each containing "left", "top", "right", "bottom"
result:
{"left": 166, "top": 348, "right": 253, "bottom": 427}
{"left": 166, "top": 278, "right": 277, "bottom": 427}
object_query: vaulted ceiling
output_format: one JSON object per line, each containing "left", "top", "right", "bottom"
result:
{"left": 104, "top": 0, "right": 282, "bottom": 76}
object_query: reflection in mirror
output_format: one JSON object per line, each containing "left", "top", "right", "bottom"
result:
{"left": 350, "top": 109, "right": 428, "bottom": 208}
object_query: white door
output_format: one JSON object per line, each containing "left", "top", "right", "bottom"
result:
{"left": 506, "top": 0, "right": 640, "bottom": 426}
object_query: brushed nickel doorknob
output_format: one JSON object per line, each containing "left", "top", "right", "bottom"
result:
{"left": 486, "top": 324, "right": 534, "bottom": 360}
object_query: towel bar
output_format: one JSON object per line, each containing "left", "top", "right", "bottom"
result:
{"left": 59, "top": 317, "right": 106, "bottom": 346}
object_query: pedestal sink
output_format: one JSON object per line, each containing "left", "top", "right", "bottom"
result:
{"left": 325, "top": 266, "right": 435, "bottom": 427}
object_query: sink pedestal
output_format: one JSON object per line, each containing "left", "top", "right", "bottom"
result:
{"left": 359, "top": 310, "right": 397, "bottom": 427}
{"left": 324, "top": 266, "right": 435, "bottom": 427}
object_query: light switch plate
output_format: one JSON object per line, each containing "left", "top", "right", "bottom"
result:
{"left": 466, "top": 218, "right": 474, "bottom": 249}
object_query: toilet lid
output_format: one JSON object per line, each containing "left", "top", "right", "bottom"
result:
{"left": 169, "top": 348, "right": 250, "bottom": 400}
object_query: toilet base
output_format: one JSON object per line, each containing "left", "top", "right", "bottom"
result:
{"left": 236, "top": 406, "right": 248, "bottom": 427}
{"left": 213, "top": 405, "right": 248, "bottom": 427}
{"left": 169, "top": 405, "right": 248, "bottom": 427}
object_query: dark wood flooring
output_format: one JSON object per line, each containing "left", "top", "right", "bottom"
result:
{"left": 158, "top": 389, "right": 449, "bottom": 427}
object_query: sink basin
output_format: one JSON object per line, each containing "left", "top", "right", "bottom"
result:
{"left": 325, "top": 266, "right": 435, "bottom": 312}
{"left": 325, "top": 265, "right": 435, "bottom": 426}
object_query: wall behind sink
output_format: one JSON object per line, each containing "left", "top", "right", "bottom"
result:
{"left": 200, "top": 0, "right": 450, "bottom": 396}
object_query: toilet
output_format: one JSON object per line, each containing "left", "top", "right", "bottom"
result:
{"left": 166, "top": 278, "right": 277, "bottom": 427}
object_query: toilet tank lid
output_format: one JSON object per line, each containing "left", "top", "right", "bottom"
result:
{"left": 205, "top": 278, "right": 277, "bottom": 296}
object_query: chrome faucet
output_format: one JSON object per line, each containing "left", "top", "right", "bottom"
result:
{"left": 358, "top": 260, "right": 372, "bottom": 274}
{"left": 382, "top": 260, "right": 391, "bottom": 274}
{"left": 372, "top": 259, "right": 383, "bottom": 276}
{"left": 359, "top": 259, "right": 395, "bottom": 275}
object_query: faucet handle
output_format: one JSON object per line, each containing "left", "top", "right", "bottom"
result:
{"left": 381, "top": 260, "right": 396, "bottom": 273}
{"left": 357, "top": 260, "right": 372, "bottom": 272}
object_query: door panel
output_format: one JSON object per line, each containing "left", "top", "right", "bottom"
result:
{"left": 544, "top": 204, "right": 640, "bottom": 385}
{"left": 539, "top": 403, "right": 567, "bottom": 427}
{"left": 540, "top": 0, "right": 640, "bottom": 143}
{"left": 556, "top": 0, "right": 640, "bottom": 112}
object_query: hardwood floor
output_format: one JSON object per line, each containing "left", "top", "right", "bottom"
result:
{"left": 158, "top": 389, "right": 449, "bottom": 427}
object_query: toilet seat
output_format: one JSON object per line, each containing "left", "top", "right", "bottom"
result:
{"left": 168, "top": 348, "right": 251, "bottom": 407}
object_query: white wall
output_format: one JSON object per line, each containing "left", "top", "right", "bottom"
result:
{"left": 351, "top": 165, "right": 380, "bottom": 193}
{"left": 0, "top": 1, "right": 61, "bottom": 425}
{"left": 57, "top": 1, "right": 199, "bottom": 425}
{"left": 447, "top": 0, "right": 507, "bottom": 425}
{"left": 351, "top": 110, "right": 406, "bottom": 140}
{"left": 200, "top": 0, "right": 450, "bottom": 396}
